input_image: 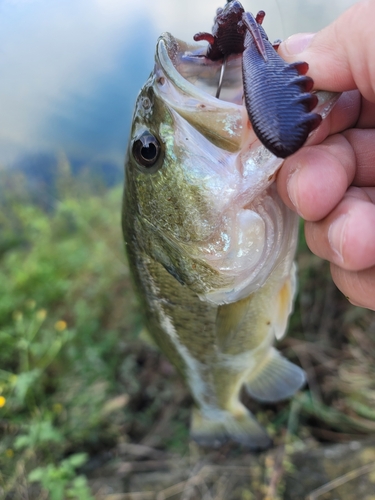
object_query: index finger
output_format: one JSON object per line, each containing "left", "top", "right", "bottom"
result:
{"left": 278, "top": 0, "right": 375, "bottom": 102}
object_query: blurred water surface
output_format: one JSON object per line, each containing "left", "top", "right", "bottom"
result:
{"left": 0, "top": 0, "right": 359, "bottom": 175}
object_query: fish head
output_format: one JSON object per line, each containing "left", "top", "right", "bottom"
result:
{"left": 124, "top": 33, "right": 333, "bottom": 305}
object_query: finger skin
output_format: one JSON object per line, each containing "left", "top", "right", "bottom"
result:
{"left": 345, "top": 129, "right": 375, "bottom": 186}
{"left": 278, "top": 0, "right": 375, "bottom": 101}
{"left": 276, "top": 0, "right": 375, "bottom": 309}
{"left": 305, "top": 188, "right": 375, "bottom": 271}
{"left": 304, "top": 90, "right": 361, "bottom": 147}
{"left": 277, "top": 129, "right": 375, "bottom": 221}
{"left": 331, "top": 264, "right": 375, "bottom": 311}
{"left": 276, "top": 134, "right": 356, "bottom": 220}
{"left": 356, "top": 97, "right": 375, "bottom": 128}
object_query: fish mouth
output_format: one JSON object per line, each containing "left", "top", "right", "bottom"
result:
{"left": 154, "top": 32, "right": 253, "bottom": 154}
{"left": 156, "top": 32, "right": 244, "bottom": 105}
{"left": 150, "top": 34, "right": 336, "bottom": 305}
{"left": 151, "top": 33, "right": 295, "bottom": 304}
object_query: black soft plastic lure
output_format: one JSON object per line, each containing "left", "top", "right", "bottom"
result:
{"left": 194, "top": 1, "right": 322, "bottom": 158}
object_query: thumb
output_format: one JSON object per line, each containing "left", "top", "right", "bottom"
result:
{"left": 278, "top": 0, "right": 375, "bottom": 102}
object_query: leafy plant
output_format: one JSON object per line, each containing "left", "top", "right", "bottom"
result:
{"left": 0, "top": 164, "right": 139, "bottom": 498}
{"left": 28, "top": 453, "right": 94, "bottom": 500}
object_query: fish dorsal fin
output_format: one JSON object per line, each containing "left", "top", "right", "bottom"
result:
{"left": 274, "top": 263, "right": 297, "bottom": 340}
{"left": 215, "top": 295, "right": 253, "bottom": 351}
{"left": 245, "top": 347, "right": 305, "bottom": 402}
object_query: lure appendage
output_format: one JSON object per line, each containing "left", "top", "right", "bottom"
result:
{"left": 194, "top": 1, "right": 322, "bottom": 158}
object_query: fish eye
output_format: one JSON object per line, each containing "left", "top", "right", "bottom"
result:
{"left": 132, "top": 131, "right": 162, "bottom": 172}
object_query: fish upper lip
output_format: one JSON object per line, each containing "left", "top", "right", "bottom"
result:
{"left": 154, "top": 32, "right": 253, "bottom": 155}
{"left": 156, "top": 32, "right": 244, "bottom": 109}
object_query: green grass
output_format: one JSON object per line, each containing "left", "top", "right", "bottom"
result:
{"left": 0, "top": 163, "right": 142, "bottom": 498}
{"left": 1, "top": 162, "right": 375, "bottom": 499}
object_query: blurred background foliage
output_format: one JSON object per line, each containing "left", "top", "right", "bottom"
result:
{"left": 0, "top": 1, "right": 367, "bottom": 497}
{"left": 1, "top": 161, "right": 375, "bottom": 499}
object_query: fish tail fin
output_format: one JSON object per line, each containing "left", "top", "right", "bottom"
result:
{"left": 245, "top": 347, "right": 306, "bottom": 402}
{"left": 190, "top": 404, "right": 271, "bottom": 450}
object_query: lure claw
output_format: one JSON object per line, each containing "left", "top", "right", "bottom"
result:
{"left": 295, "top": 92, "right": 319, "bottom": 112}
{"left": 194, "top": 32, "right": 215, "bottom": 45}
{"left": 289, "top": 61, "right": 309, "bottom": 75}
{"left": 291, "top": 75, "right": 314, "bottom": 92}
{"left": 193, "top": 1, "right": 322, "bottom": 158}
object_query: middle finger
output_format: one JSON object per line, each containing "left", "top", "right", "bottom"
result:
{"left": 305, "top": 187, "right": 375, "bottom": 272}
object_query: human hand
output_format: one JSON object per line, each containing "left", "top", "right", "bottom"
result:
{"left": 276, "top": 0, "right": 375, "bottom": 310}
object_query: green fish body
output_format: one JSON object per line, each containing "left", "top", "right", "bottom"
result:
{"left": 123, "top": 33, "right": 336, "bottom": 448}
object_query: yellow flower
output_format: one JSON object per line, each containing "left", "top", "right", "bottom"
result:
{"left": 0, "top": 396, "right": 6, "bottom": 408}
{"left": 36, "top": 309, "right": 47, "bottom": 321}
{"left": 5, "top": 449, "right": 14, "bottom": 458}
{"left": 54, "top": 320, "right": 67, "bottom": 332}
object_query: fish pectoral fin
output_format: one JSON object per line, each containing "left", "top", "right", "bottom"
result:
{"left": 190, "top": 405, "right": 271, "bottom": 450}
{"left": 245, "top": 348, "right": 306, "bottom": 402}
{"left": 274, "top": 264, "right": 297, "bottom": 340}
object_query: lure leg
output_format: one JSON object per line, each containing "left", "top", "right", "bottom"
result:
{"left": 255, "top": 10, "right": 265, "bottom": 24}
{"left": 193, "top": 32, "right": 215, "bottom": 45}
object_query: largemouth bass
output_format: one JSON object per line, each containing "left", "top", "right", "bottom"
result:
{"left": 122, "top": 31, "right": 337, "bottom": 449}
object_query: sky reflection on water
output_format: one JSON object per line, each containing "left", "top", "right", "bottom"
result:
{"left": 0, "top": 0, "right": 359, "bottom": 173}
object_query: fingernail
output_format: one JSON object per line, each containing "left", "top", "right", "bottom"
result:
{"left": 328, "top": 214, "right": 348, "bottom": 263}
{"left": 287, "top": 170, "right": 301, "bottom": 213}
{"left": 283, "top": 33, "right": 315, "bottom": 55}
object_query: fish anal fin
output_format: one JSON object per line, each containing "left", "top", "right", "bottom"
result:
{"left": 245, "top": 348, "right": 306, "bottom": 402}
{"left": 190, "top": 405, "right": 271, "bottom": 450}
